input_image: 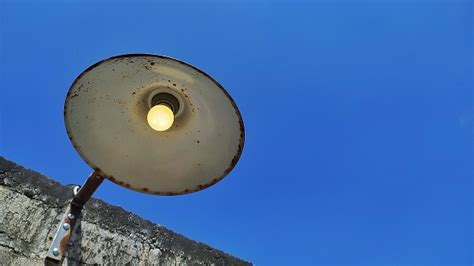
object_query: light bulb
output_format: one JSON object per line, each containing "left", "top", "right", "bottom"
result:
{"left": 147, "top": 104, "right": 174, "bottom": 131}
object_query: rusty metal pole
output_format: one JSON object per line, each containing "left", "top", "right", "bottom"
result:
{"left": 45, "top": 171, "right": 104, "bottom": 265}
{"left": 71, "top": 171, "right": 105, "bottom": 208}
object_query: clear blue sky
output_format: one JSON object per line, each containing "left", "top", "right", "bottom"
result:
{"left": 0, "top": 1, "right": 472, "bottom": 265}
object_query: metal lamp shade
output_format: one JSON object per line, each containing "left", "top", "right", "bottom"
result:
{"left": 64, "top": 54, "right": 244, "bottom": 195}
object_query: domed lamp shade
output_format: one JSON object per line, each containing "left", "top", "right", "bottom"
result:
{"left": 46, "top": 54, "right": 245, "bottom": 262}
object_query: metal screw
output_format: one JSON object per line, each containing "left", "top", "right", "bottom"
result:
{"left": 67, "top": 213, "right": 75, "bottom": 220}
{"left": 52, "top": 248, "right": 59, "bottom": 256}
{"left": 63, "top": 223, "right": 70, "bottom": 230}
{"left": 73, "top": 185, "right": 80, "bottom": 196}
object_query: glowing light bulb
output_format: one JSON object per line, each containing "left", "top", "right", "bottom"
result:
{"left": 147, "top": 104, "right": 174, "bottom": 131}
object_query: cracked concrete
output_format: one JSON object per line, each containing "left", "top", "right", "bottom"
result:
{"left": 0, "top": 157, "right": 251, "bottom": 265}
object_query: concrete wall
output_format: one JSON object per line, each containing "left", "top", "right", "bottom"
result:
{"left": 0, "top": 157, "right": 251, "bottom": 265}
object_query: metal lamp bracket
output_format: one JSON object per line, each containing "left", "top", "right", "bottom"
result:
{"left": 45, "top": 172, "right": 104, "bottom": 264}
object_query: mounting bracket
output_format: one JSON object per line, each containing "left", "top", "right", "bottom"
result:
{"left": 44, "top": 171, "right": 104, "bottom": 264}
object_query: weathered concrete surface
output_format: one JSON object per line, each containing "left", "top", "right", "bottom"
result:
{"left": 0, "top": 157, "right": 251, "bottom": 265}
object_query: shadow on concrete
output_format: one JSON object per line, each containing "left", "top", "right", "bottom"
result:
{"left": 66, "top": 218, "right": 83, "bottom": 266}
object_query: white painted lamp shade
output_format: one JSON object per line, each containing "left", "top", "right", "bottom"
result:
{"left": 64, "top": 54, "right": 244, "bottom": 195}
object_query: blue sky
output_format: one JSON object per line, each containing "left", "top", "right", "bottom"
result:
{"left": 0, "top": 1, "right": 472, "bottom": 265}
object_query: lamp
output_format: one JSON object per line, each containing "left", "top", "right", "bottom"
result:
{"left": 45, "top": 54, "right": 245, "bottom": 263}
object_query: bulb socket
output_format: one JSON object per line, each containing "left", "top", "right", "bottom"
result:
{"left": 150, "top": 93, "right": 180, "bottom": 114}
